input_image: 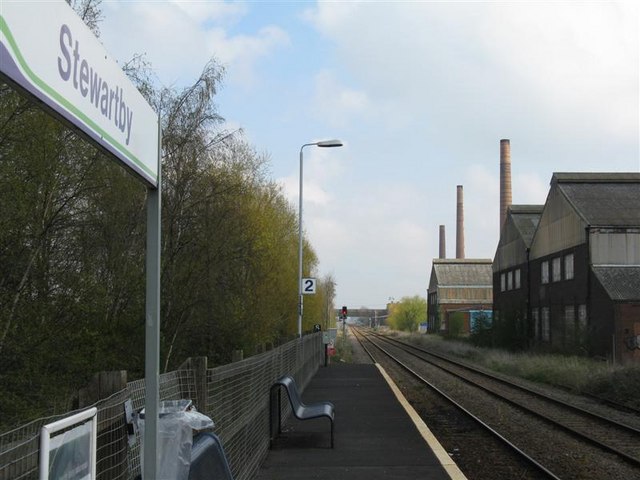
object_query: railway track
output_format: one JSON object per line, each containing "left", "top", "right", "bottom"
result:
{"left": 351, "top": 326, "right": 640, "bottom": 480}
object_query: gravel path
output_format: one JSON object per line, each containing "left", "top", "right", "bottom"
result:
{"left": 344, "top": 324, "right": 373, "bottom": 363}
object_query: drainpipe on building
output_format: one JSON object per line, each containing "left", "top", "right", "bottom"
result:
{"left": 526, "top": 247, "right": 532, "bottom": 347}
{"left": 585, "top": 226, "right": 599, "bottom": 362}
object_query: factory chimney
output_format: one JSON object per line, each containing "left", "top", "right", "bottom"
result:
{"left": 500, "top": 139, "right": 512, "bottom": 232}
{"left": 456, "top": 185, "right": 465, "bottom": 259}
{"left": 439, "top": 225, "right": 446, "bottom": 259}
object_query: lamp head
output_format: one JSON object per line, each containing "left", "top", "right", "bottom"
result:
{"left": 316, "top": 139, "right": 343, "bottom": 148}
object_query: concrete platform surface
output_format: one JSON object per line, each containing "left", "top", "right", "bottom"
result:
{"left": 255, "top": 363, "right": 457, "bottom": 480}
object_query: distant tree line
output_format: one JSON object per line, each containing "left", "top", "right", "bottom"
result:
{"left": 387, "top": 296, "right": 427, "bottom": 332}
{"left": 0, "top": 1, "right": 335, "bottom": 428}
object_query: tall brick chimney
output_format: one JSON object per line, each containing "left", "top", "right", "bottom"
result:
{"left": 500, "top": 139, "right": 512, "bottom": 232}
{"left": 456, "top": 185, "right": 465, "bottom": 259}
{"left": 439, "top": 225, "right": 446, "bottom": 259}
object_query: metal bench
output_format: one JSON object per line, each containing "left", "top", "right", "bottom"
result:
{"left": 270, "top": 375, "right": 335, "bottom": 448}
{"left": 188, "top": 432, "right": 234, "bottom": 480}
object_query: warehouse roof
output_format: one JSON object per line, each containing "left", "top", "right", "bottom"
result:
{"left": 592, "top": 266, "right": 640, "bottom": 301}
{"left": 429, "top": 259, "right": 493, "bottom": 289}
{"left": 552, "top": 173, "right": 640, "bottom": 226}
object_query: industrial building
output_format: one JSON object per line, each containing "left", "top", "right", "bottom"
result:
{"left": 492, "top": 204, "right": 543, "bottom": 347}
{"left": 427, "top": 258, "right": 493, "bottom": 334}
{"left": 493, "top": 172, "right": 640, "bottom": 363}
{"left": 428, "top": 136, "right": 639, "bottom": 363}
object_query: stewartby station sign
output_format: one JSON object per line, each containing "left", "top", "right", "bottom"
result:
{"left": 1, "top": 2, "right": 162, "bottom": 479}
{"left": 0, "top": 0, "right": 158, "bottom": 187}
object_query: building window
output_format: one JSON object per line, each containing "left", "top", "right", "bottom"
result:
{"left": 552, "top": 257, "right": 562, "bottom": 282}
{"left": 515, "top": 269, "right": 521, "bottom": 289}
{"left": 565, "top": 253, "right": 574, "bottom": 280}
{"left": 541, "top": 307, "right": 550, "bottom": 342}
{"left": 501, "top": 273, "right": 506, "bottom": 292}
{"left": 532, "top": 308, "right": 540, "bottom": 339}
{"left": 507, "top": 271, "right": 513, "bottom": 290}
{"left": 541, "top": 261, "right": 549, "bottom": 284}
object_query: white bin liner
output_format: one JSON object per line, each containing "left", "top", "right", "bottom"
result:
{"left": 139, "top": 400, "right": 214, "bottom": 480}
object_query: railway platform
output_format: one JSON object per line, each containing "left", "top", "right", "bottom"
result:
{"left": 255, "top": 362, "right": 466, "bottom": 479}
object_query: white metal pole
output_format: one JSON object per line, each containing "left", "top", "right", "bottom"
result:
{"left": 143, "top": 117, "right": 162, "bottom": 479}
{"left": 298, "top": 146, "right": 305, "bottom": 339}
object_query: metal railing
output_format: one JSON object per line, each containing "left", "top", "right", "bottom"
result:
{"left": 0, "top": 333, "right": 324, "bottom": 480}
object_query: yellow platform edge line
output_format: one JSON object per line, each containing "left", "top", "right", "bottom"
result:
{"left": 375, "top": 363, "right": 468, "bottom": 480}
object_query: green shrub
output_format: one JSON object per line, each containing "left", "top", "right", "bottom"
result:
{"left": 447, "top": 312, "right": 465, "bottom": 339}
{"left": 583, "top": 365, "right": 640, "bottom": 409}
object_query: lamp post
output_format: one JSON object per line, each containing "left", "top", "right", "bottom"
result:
{"left": 298, "top": 139, "right": 343, "bottom": 338}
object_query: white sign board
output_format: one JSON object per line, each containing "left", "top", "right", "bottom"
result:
{"left": 40, "top": 407, "right": 98, "bottom": 480}
{"left": 301, "top": 277, "right": 316, "bottom": 295}
{"left": 0, "top": 1, "right": 159, "bottom": 187}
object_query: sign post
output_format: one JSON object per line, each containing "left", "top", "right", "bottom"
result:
{"left": 1, "top": 2, "right": 161, "bottom": 478}
{"left": 143, "top": 119, "right": 162, "bottom": 479}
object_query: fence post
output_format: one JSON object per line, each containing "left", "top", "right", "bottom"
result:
{"left": 78, "top": 371, "right": 127, "bottom": 408}
{"left": 190, "top": 357, "right": 208, "bottom": 414}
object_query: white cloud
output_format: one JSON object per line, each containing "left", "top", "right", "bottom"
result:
{"left": 170, "top": 0, "right": 248, "bottom": 25}
{"left": 101, "top": 2, "right": 289, "bottom": 88}
{"left": 307, "top": 1, "right": 639, "bottom": 150}
{"left": 311, "top": 70, "right": 371, "bottom": 128}
{"left": 206, "top": 25, "right": 290, "bottom": 88}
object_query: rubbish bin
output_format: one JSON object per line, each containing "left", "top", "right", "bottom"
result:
{"left": 138, "top": 400, "right": 214, "bottom": 480}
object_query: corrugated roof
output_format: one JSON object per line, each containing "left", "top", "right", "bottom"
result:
{"left": 432, "top": 259, "right": 493, "bottom": 286}
{"left": 559, "top": 182, "right": 640, "bottom": 226}
{"left": 509, "top": 205, "right": 543, "bottom": 246}
{"left": 549, "top": 173, "right": 640, "bottom": 226}
{"left": 592, "top": 266, "right": 640, "bottom": 301}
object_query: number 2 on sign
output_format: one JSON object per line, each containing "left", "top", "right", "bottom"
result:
{"left": 302, "top": 278, "right": 316, "bottom": 294}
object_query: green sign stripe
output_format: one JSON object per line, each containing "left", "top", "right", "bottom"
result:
{"left": 0, "top": 16, "right": 157, "bottom": 182}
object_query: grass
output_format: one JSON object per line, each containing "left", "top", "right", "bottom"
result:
{"left": 401, "top": 332, "right": 640, "bottom": 410}
{"left": 332, "top": 327, "right": 353, "bottom": 363}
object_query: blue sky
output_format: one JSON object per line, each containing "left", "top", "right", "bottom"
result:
{"left": 99, "top": 1, "right": 639, "bottom": 309}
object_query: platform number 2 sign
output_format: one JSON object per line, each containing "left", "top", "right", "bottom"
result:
{"left": 302, "top": 278, "right": 317, "bottom": 295}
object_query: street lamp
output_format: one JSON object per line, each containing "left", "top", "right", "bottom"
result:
{"left": 298, "top": 139, "right": 343, "bottom": 338}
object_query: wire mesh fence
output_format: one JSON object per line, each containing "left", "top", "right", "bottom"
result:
{"left": 0, "top": 333, "right": 324, "bottom": 480}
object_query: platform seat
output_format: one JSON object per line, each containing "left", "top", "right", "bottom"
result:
{"left": 270, "top": 375, "right": 335, "bottom": 448}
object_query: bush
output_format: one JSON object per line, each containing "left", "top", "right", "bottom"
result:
{"left": 446, "top": 312, "right": 465, "bottom": 339}
{"left": 583, "top": 365, "right": 640, "bottom": 410}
